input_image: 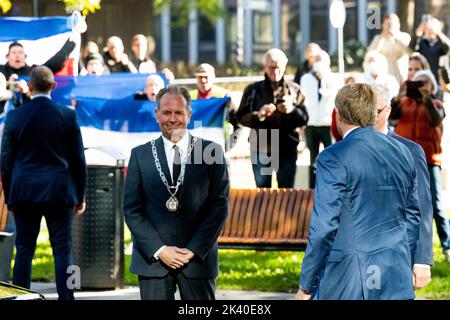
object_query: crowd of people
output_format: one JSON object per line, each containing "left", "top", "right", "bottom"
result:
{"left": 0, "top": 12, "right": 450, "bottom": 301}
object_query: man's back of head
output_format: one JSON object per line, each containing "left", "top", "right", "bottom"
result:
{"left": 335, "top": 83, "right": 376, "bottom": 128}
{"left": 29, "top": 66, "right": 55, "bottom": 94}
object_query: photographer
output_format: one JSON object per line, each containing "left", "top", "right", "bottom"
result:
{"left": 0, "top": 73, "right": 29, "bottom": 112}
{"left": 389, "top": 69, "right": 450, "bottom": 261}
{"left": 236, "top": 48, "right": 308, "bottom": 188}
{"left": 414, "top": 16, "right": 450, "bottom": 82}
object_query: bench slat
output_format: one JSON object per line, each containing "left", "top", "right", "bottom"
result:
{"left": 219, "top": 188, "right": 314, "bottom": 250}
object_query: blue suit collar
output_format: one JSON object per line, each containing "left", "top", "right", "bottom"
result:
{"left": 344, "top": 126, "right": 375, "bottom": 139}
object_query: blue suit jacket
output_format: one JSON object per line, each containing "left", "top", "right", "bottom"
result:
{"left": 1, "top": 97, "right": 87, "bottom": 207}
{"left": 299, "top": 127, "right": 421, "bottom": 300}
{"left": 388, "top": 131, "right": 433, "bottom": 266}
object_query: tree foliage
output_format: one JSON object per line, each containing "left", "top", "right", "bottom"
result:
{"left": 154, "top": 0, "right": 225, "bottom": 25}
{"left": 59, "top": 0, "right": 101, "bottom": 16}
{"left": 0, "top": 0, "right": 12, "bottom": 14}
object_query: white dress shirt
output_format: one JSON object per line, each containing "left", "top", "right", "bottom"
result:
{"left": 31, "top": 93, "right": 52, "bottom": 100}
{"left": 153, "top": 131, "right": 190, "bottom": 260}
{"left": 300, "top": 71, "right": 344, "bottom": 127}
{"left": 343, "top": 126, "right": 360, "bottom": 139}
{"left": 161, "top": 131, "right": 190, "bottom": 183}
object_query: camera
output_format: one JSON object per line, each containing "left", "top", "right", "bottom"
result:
{"left": 8, "top": 81, "right": 19, "bottom": 92}
{"left": 406, "top": 80, "right": 425, "bottom": 100}
{"left": 421, "top": 14, "right": 432, "bottom": 23}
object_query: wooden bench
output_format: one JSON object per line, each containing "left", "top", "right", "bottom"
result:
{"left": 218, "top": 188, "right": 314, "bottom": 251}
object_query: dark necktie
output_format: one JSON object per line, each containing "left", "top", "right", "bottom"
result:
{"left": 172, "top": 145, "right": 181, "bottom": 185}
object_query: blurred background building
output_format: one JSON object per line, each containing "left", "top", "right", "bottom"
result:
{"left": 2, "top": 0, "right": 449, "bottom": 67}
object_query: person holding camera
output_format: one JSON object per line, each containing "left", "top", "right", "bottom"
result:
{"left": 415, "top": 16, "right": 450, "bottom": 83}
{"left": 389, "top": 69, "right": 450, "bottom": 261}
{"left": 236, "top": 48, "right": 308, "bottom": 188}
{"left": 368, "top": 13, "right": 411, "bottom": 85}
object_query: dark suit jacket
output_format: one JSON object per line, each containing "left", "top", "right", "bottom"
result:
{"left": 123, "top": 135, "right": 229, "bottom": 278}
{"left": 1, "top": 96, "right": 87, "bottom": 207}
{"left": 300, "top": 127, "right": 420, "bottom": 299}
{"left": 388, "top": 131, "right": 433, "bottom": 266}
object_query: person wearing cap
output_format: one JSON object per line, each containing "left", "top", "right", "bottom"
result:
{"left": 189, "top": 63, "right": 229, "bottom": 100}
{"left": 190, "top": 63, "right": 238, "bottom": 150}
{"left": 390, "top": 69, "right": 450, "bottom": 261}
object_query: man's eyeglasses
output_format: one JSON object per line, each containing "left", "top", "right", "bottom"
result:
{"left": 376, "top": 106, "right": 389, "bottom": 116}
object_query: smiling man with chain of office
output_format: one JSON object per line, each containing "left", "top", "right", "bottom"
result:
{"left": 124, "top": 84, "right": 230, "bottom": 300}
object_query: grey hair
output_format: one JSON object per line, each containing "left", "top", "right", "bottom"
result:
{"left": 370, "top": 83, "right": 391, "bottom": 107}
{"left": 106, "top": 36, "right": 123, "bottom": 47}
{"left": 413, "top": 69, "right": 438, "bottom": 95}
{"left": 156, "top": 84, "right": 192, "bottom": 112}
{"left": 262, "top": 48, "right": 288, "bottom": 66}
{"left": 146, "top": 74, "right": 165, "bottom": 88}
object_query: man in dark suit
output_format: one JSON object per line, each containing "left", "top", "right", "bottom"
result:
{"left": 372, "top": 83, "right": 433, "bottom": 290}
{"left": 0, "top": 66, "right": 87, "bottom": 300}
{"left": 123, "top": 84, "right": 229, "bottom": 300}
{"left": 296, "top": 84, "right": 420, "bottom": 300}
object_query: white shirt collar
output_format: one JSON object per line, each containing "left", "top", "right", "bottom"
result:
{"left": 382, "top": 127, "right": 389, "bottom": 135}
{"left": 31, "top": 93, "right": 52, "bottom": 100}
{"left": 162, "top": 131, "right": 190, "bottom": 158}
{"left": 161, "top": 131, "right": 190, "bottom": 182}
{"left": 343, "top": 126, "right": 360, "bottom": 139}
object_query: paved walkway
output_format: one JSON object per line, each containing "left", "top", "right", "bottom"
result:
{"left": 30, "top": 282, "right": 294, "bottom": 300}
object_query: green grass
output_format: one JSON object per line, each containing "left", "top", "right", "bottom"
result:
{"left": 8, "top": 222, "right": 450, "bottom": 299}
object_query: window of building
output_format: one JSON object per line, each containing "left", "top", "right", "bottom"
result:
{"left": 310, "top": 0, "right": 329, "bottom": 51}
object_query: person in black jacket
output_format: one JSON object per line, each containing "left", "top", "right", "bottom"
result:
{"left": 102, "top": 36, "right": 137, "bottom": 74}
{"left": 1, "top": 66, "right": 87, "bottom": 300}
{"left": 0, "top": 39, "right": 76, "bottom": 108}
{"left": 415, "top": 17, "right": 450, "bottom": 82}
{"left": 236, "top": 48, "right": 309, "bottom": 188}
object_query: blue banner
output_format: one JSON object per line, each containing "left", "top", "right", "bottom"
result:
{"left": 0, "top": 17, "right": 71, "bottom": 41}
{"left": 50, "top": 73, "right": 227, "bottom": 133}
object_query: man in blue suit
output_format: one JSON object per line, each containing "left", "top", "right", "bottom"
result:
{"left": 1, "top": 66, "right": 87, "bottom": 300}
{"left": 371, "top": 83, "right": 433, "bottom": 290}
{"left": 296, "top": 84, "right": 420, "bottom": 300}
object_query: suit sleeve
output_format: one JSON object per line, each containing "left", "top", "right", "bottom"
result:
{"left": 299, "top": 149, "right": 346, "bottom": 292}
{"left": 412, "top": 144, "right": 434, "bottom": 265}
{"left": 43, "top": 39, "right": 76, "bottom": 74}
{"left": 123, "top": 149, "right": 166, "bottom": 263}
{"left": 69, "top": 111, "right": 87, "bottom": 204}
{"left": 0, "top": 112, "right": 16, "bottom": 203}
{"left": 404, "top": 148, "right": 422, "bottom": 266}
{"left": 186, "top": 144, "right": 230, "bottom": 261}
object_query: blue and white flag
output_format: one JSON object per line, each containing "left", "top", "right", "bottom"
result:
{"left": 53, "top": 73, "right": 228, "bottom": 165}
{"left": 0, "top": 13, "right": 84, "bottom": 75}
